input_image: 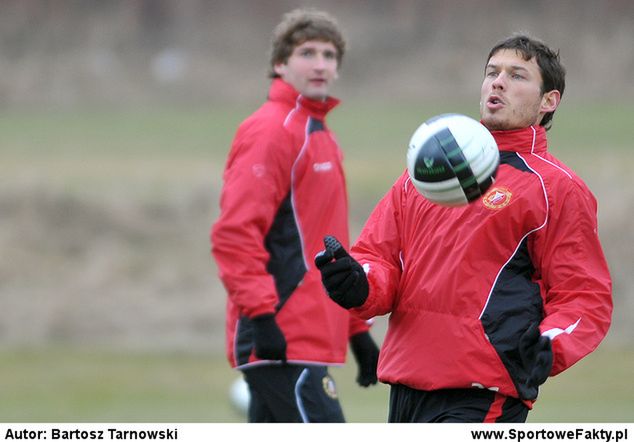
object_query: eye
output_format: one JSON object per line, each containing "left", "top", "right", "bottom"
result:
{"left": 323, "top": 50, "right": 337, "bottom": 60}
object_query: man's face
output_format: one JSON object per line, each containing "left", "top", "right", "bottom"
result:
{"left": 480, "top": 49, "right": 558, "bottom": 131}
{"left": 274, "top": 40, "right": 338, "bottom": 100}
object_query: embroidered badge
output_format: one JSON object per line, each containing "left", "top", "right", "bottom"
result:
{"left": 322, "top": 376, "right": 338, "bottom": 399}
{"left": 482, "top": 186, "right": 512, "bottom": 209}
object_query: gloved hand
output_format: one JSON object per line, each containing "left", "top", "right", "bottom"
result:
{"left": 314, "top": 236, "right": 369, "bottom": 309}
{"left": 251, "top": 313, "right": 287, "bottom": 362}
{"left": 519, "top": 323, "right": 553, "bottom": 388}
{"left": 350, "top": 331, "right": 379, "bottom": 387}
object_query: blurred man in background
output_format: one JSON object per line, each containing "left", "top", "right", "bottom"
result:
{"left": 315, "top": 34, "right": 612, "bottom": 423}
{"left": 211, "top": 8, "right": 379, "bottom": 423}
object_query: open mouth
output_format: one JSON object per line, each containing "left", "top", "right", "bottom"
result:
{"left": 486, "top": 96, "right": 505, "bottom": 109}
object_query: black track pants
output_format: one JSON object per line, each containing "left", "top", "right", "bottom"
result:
{"left": 243, "top": 364, "right": 345, "bottom": 423}
{"left": 388, "top": 384, "right": 529, "bottom": 423}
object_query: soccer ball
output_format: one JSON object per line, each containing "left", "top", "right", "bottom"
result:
{"left": 406, "top": 113, "right": 499, "bottom": 206}
{"left": 228, "top": 377, "right": 250, "bottom": 415}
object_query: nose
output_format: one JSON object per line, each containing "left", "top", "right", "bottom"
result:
{"left": 313, "top": 54, "right": 327, "bottom": 71}
{"left": 491, "top": 72, "right": 506, "bottom": 90}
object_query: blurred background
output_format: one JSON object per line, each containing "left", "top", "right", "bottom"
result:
{"left": 1, "top": 0, "right": 632, "bottom": 422}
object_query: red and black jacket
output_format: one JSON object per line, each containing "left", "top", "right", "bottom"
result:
{"left": 350, "top": 125, "right": 612, "bottom": 403}
{"left": 212, "top": 79, "right": 369, "bottom": 369}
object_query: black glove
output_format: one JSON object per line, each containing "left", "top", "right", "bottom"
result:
{"left": 314, "top": 236, "right": 369, "bottom": 309}
{"left": 251, "top": 314, "right": 287, "bottom": 362}
{"left": 519, "top": 323, "right": 553, "bottom": 388}
{"left": 350, "top": 331, "right": 379, "bottom": 387}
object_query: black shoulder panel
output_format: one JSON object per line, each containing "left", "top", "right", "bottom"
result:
{"left": 308, "top": 118, "right": 325, "bottom": 133}
{"left": 499, "top": 151, "right": 533, "bottom": 173}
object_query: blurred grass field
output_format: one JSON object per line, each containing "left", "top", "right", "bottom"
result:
{"left": 1, "top": 102, "right": 632, "bottom": 422}
{"left": 0, "top": 346, "right": 632, "bottom": 422}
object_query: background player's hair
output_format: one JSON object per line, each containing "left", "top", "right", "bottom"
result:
{"left": 269, "top": 8, "right": 346, "bottom": 78}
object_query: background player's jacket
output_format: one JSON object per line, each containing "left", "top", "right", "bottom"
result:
{"left": 212, "top": 79, "right": 369, "bottom": 369}
{"left": 351, "top": 125, "right": 612, "bottom": 402}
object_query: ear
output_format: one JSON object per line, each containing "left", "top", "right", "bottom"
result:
{"left": 273, "top": 63, "right": 287, "bottom": 78}
{"left": 540, "top": 89, "right": 560, "bottom": 114}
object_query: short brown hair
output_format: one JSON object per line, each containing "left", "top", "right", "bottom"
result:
{"left": 487, "top": 34, "right": 566, "bottom": 130}
{"left": 269, "top": 8, "right": 346, "bottom": 78}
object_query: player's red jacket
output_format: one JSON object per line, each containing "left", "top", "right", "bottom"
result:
{"left": 211, "top": 79, "right": 369, "bottom": 369}
{"left": 351, "top": 125, "right": 612, "bottom": 402}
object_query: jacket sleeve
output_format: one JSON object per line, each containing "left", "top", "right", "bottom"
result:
{"left": 211, "top": 123, "right": 295, "bottom": 318}
{"left": 349, "top": 172, "right": 408, "bottom": 319}
{"left": 535, "top": 180, "right": 612, "bottom": 376}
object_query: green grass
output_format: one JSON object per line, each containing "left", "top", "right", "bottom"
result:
{"left": 0, "top": 347, "right": 240, "bottom": 422}
{"left": 3, "top": 102, "right": 633, "bottom": 159}
{"left": 2, "top": 103, "right": 632, "bottom": 202}
{"left": 0, "top": 345, "right": 631, "bottom": 422}
{"left": 0, "top": 346, "right": 387, "bottom": 422}
{"left": 0, "top": 107, "right": 249, "bottom": 158}
{"left": 528, "top": 345, "right": 634, "bottom": 422}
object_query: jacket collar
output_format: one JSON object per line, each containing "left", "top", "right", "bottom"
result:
{"left": 268, "top": 78, "right": 340, "bottom": 120}
{"left": 489, "top": 125, "right": 548, "bottom": 154}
